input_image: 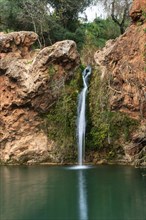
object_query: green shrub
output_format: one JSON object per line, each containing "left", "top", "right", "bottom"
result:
{"left": 43, "top": 66, "right": 82, "bottom": 149}
{"left": 86, "top": 68, "right": 139, "bottom": 151}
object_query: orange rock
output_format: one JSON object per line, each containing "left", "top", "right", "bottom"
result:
{"left": 130, "top": 0, "right": 146, "bottom": 21}
{"left": 94, "top": 22, "right": 146, "bottom": 120}
{"left": 0, "top": 31, "right": 80, "bottom": 164}
{"left": 94, "top": 0, "right": 146, "bottom": 166}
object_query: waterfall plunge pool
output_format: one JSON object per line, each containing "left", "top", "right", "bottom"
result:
{"left": 1, "top": 165, "right": 146, "bottom": 220}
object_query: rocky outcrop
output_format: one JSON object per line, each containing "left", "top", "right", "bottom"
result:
{"left": 95, "top": 24, "right": 146, "bottom": 119}
{"left": 0, "top": 31, "right": 80, "bottom": 164}
{"left": 0, "top": 31, "right": 38, "bottom": 58}
{"left": 130, "top": 0, "right": 146, "bottom": 22}
{"left": 94, "top": 0, "right": 146, "bottom": 166}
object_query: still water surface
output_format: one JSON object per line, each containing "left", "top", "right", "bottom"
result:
{"left": 0, "top": 165, "right": 146, "bottom": 220}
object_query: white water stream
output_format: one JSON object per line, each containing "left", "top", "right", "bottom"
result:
{"left": 77, "top": 66, "right": 91, "bottom": 166}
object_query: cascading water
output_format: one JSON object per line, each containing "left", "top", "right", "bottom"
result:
{"left": 77, "top": 66, "right": 91, "bottom": 166}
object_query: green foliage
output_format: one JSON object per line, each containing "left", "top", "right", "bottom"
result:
{"left": 44, "top": 67, "right": 82, "bottom": 149}
{"left": 79, "top": 17, "right": 121, "bottom": 65}
{"left": 0, "top": 0, "right": 137, "bottom": 162}
{"left": 95, "top": 0, "right": 132, "bottom": 34}
{"left": 86, "top": 68, "right": 139, "bottom": 150}
{"left": 0, "top": 0, "right": 91, "bottom": 48}
{"left": 84, "top": 18, "right": 120, "bottom": 48}
{"left": 44, "top": 66, "right": 138, "bottom": 159}
{"left": 0, "top": 0, "right": 122, "bottom": 50}
{"left": 48, "top": 64, "right": 56, "bottom": 77}
{"left": 47, "top": 0, "right": 94, "bottom": 29}
{"left": 142, "top": 11, "right": 146, "bottom": 21}
{"left": 0, "top": 0, "right": 20, "bottom": 30}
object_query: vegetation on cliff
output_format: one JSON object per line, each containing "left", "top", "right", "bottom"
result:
{"left": 42, "top": 65, "right": 139, "bottom": 162}
{"left": 42, "top": 67, "right": 83, "bottom": 162}
{"left": 86, "top": 69, "right": 139, "bottom": 158}
{"left": 0, "top": 0, "right": 145, "bottom": 165}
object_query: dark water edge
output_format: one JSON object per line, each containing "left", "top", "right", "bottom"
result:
{"left": 0, "top": 165, "right": 146, "bottom": 220}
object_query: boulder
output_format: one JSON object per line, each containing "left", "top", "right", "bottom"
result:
{"left": 0, "top": 31, "right": 80, "bottom": 164}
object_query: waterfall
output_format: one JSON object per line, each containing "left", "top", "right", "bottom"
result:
{"left": 77, "top": 66, "right": 91, "bottom": 166}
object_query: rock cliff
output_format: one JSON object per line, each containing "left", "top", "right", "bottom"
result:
{"left": 0, "top": 0, "right": 145, "bottom": 166}
{"left": 94, "top": 0, "right": 146, "bottom": 166}
{"left": 0, "top": 31, "right": 80, "bottom": 164}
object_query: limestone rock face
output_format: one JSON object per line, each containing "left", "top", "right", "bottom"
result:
{"left": 94, "top": 0, "right": 146, "bottom": 166}
{"left": 0, "top": 31, "right": 38, "bottom": 58}
{"left": 94, "top": 23, "right": 146, "bottom": 119}
{"left": 0, "top": 31, "right": 80, "bottom": 164}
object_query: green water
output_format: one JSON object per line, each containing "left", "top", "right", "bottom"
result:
{"left": 0, "top": 165, "right": 146, "bottom": 220}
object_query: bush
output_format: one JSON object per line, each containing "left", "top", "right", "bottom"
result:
{"left": 86, "top": 68, "right": 139, "bottom": 150}
{"left": 43, "top": 66, "right": 82, "bottom": 149}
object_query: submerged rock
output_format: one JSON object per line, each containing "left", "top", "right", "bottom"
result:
{"left": 0, "top": 31, "right": 80, "bottom": 164}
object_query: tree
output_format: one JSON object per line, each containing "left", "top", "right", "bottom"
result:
{"left": 20, "top": 0, "right": 51, "bottom": 47}
{"left": 47, "top": 0, "right": 94, "bottom": 30}
{"left": 94, "top": 0, "right": 132, "bottom": 34}
{"left": 0, "top": 0, "right": 94, "bottom": 47}
{"left": 0, "top": 0, "right": 21, "bottom": 31}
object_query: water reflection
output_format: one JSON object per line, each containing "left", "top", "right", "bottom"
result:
{"left": 0, "top": 166, "right": 48, "bottom": 220}
{"left": 78, "top": 170, "right": 88, "bottom": 220}
{"left": 0, "top": 166, "right": 146, "bottom": 220}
